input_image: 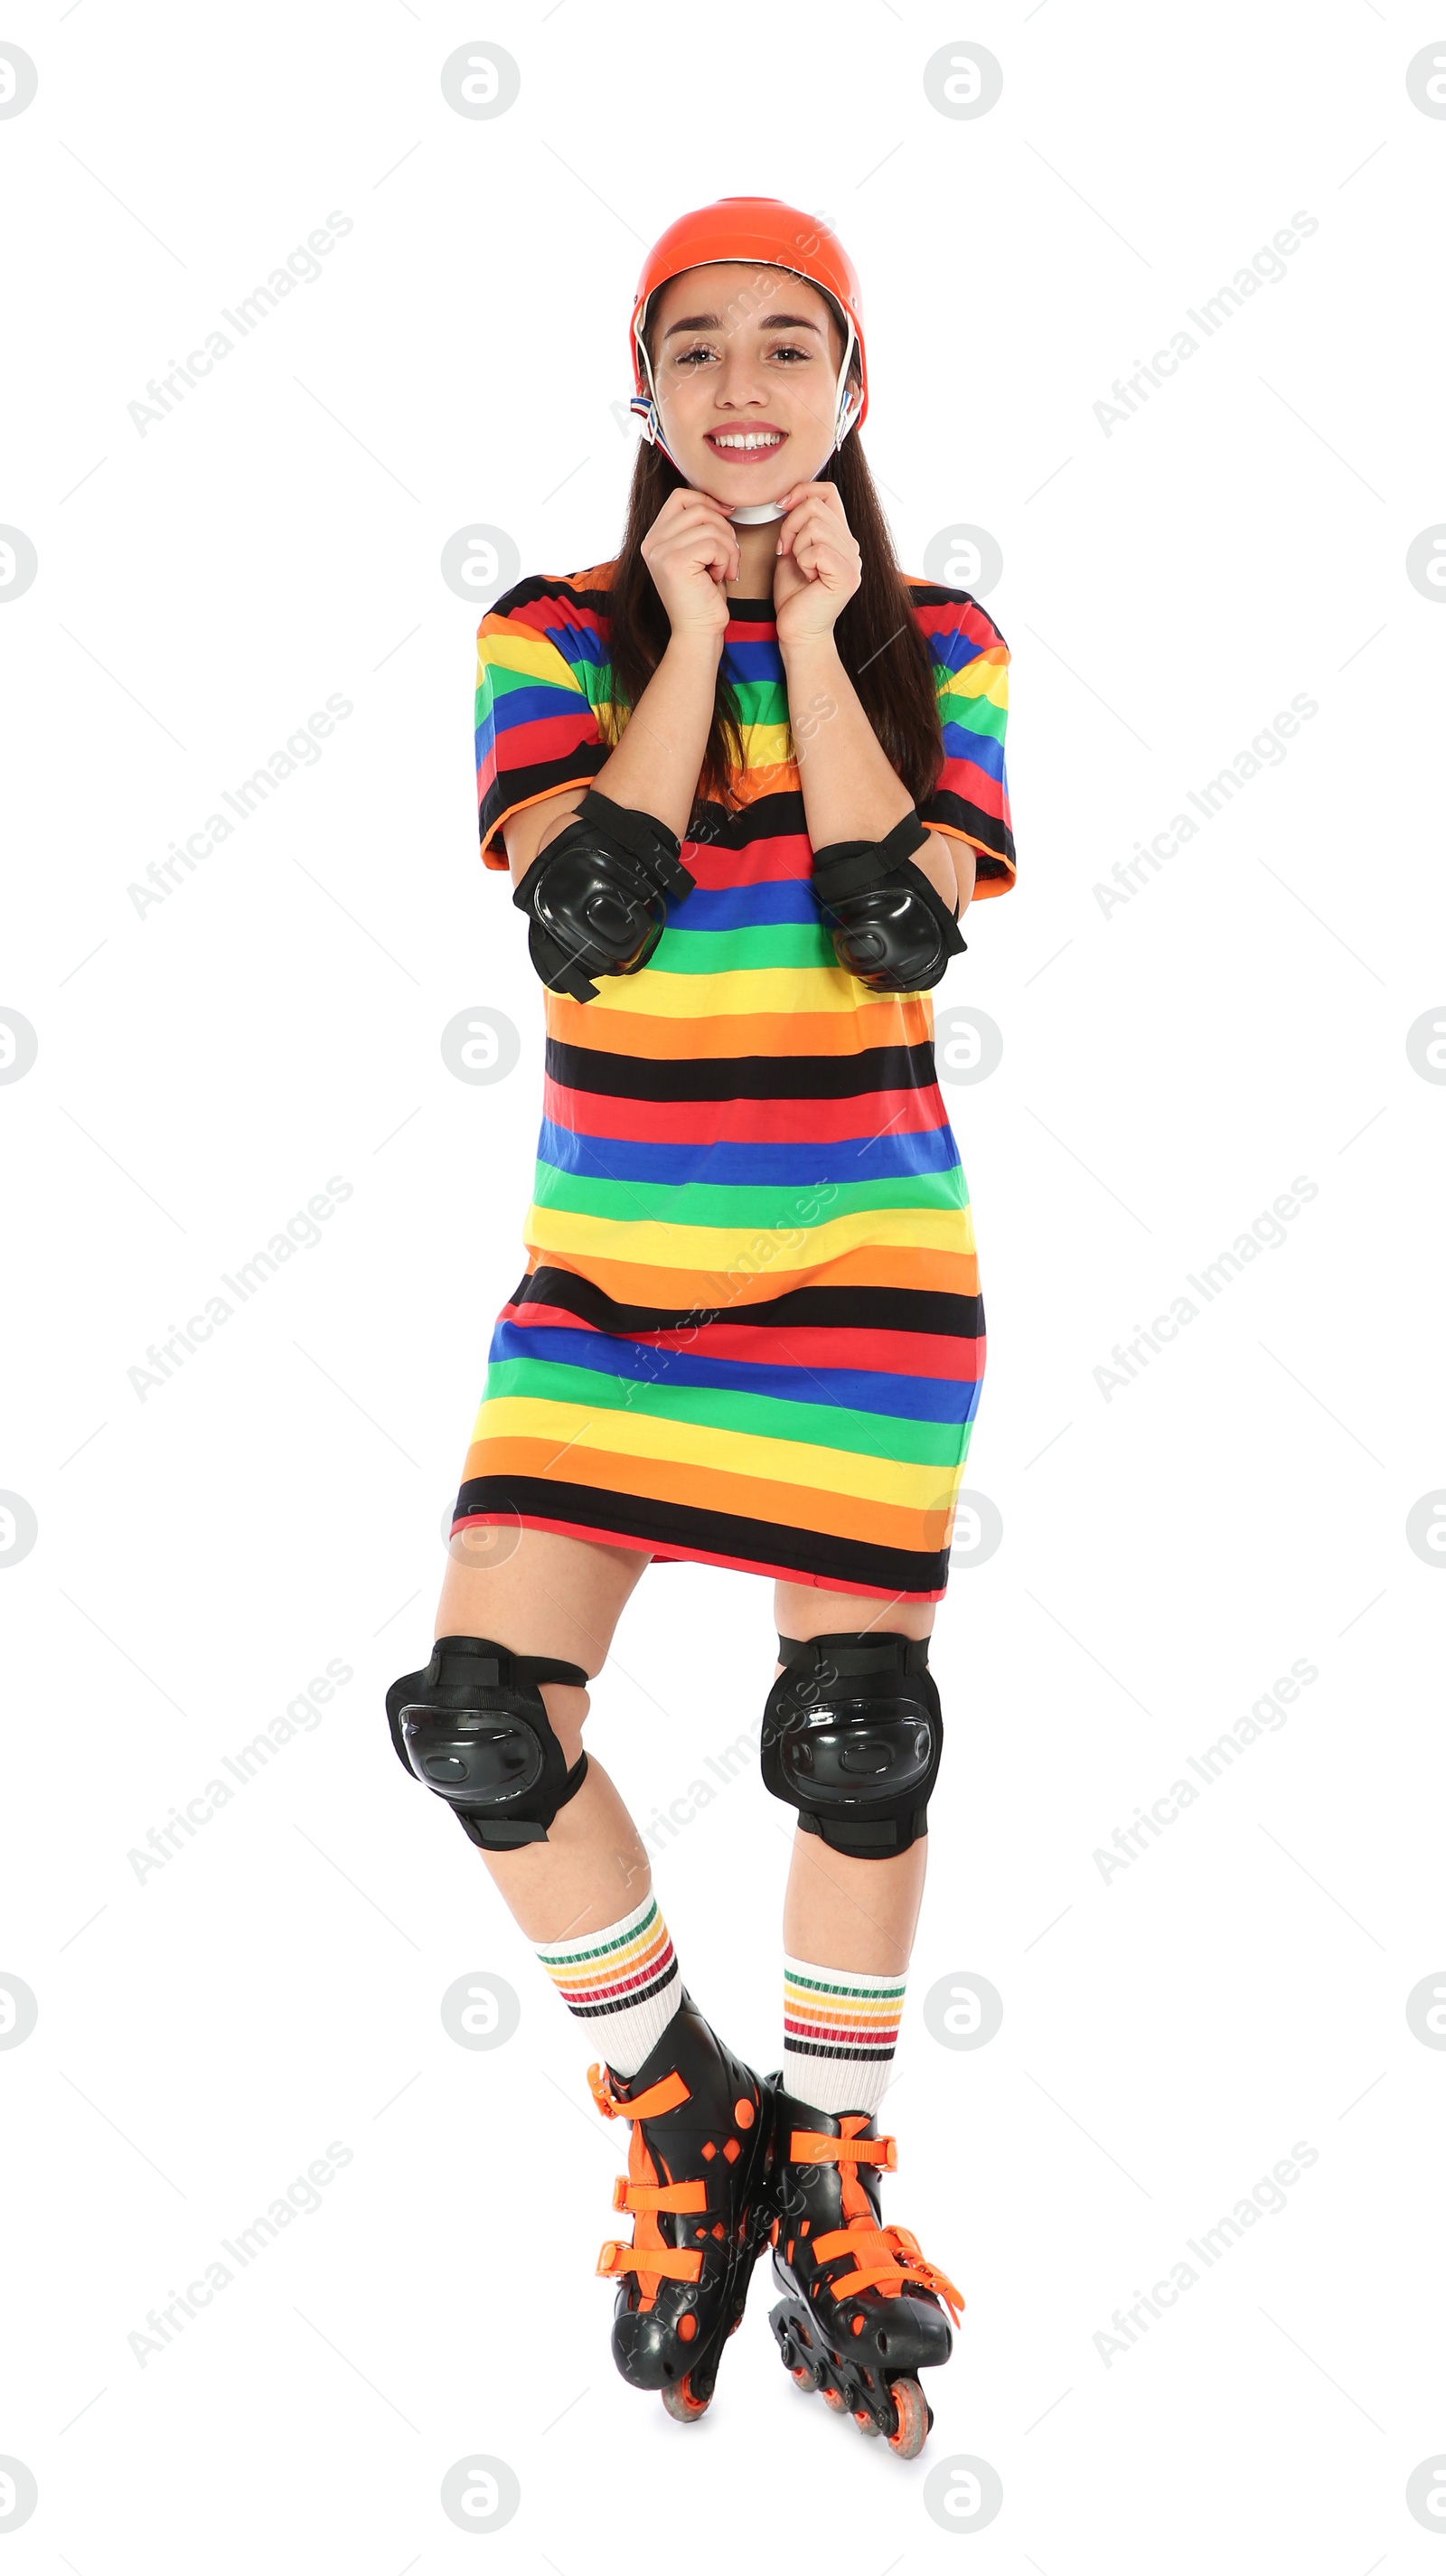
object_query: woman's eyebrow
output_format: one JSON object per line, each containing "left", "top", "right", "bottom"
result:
{"left": 661, "top": 309, "right": 824, "bottom": 341}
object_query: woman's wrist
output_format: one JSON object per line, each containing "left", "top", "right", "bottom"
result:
{"left": 777, "top": 630, "right": 846, "bottom": 685}
{"left": 661, "top": 625, "right": 727, "bottom": 668}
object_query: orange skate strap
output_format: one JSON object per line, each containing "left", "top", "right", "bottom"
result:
{"left": 790, "top": 2116, "right": 896, "bottom": 2221}
{"left": 587, "top": 2062, "right": 691, "bottom": 2123}
{"left": 812, "top": 2223, "right": 964, "bottom": 2325}
{"left": 789, "top": 2128, "right": 897, "bottom": 2170}
{"left": 596, "top": 2239, "right": 704, "bottom": 2285}
{"left": 611, "top": 2174, "right": 709, "bottom": 2215}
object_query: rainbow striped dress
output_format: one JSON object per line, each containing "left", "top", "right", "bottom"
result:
{"left": 455, "top": 564, "right": 1014, "bottom": 1600}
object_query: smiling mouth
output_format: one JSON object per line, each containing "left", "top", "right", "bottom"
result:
{"left": 704, "top": 428, "right": 787, "bottom": 459}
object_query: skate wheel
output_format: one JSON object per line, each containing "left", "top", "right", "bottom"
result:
{"left": 886, "top": 2376, "right": 929, "bottom": 2458}
{"left": 662, "top": 2374, "right": 710, "bottom": 2425}
{"left": 853, "top": 2409, "right": 882, "bottom": 2438}
{"left": 822, "top": 2386, "right": 847, "bottom": 2411}
{"left": 789, "top": 2364, "right": 813, "bottom": 2387}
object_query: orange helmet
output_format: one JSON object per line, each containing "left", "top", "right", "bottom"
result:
{"left": 628, "top": 197, "right": 868, "bottom": 508}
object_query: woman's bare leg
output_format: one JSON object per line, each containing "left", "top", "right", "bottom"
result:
{"left": 431, "top": 1526, "right": 653, "bottom": 1943}
{"left": 773, "top": 1579, "right": 934, "bottom": 1979}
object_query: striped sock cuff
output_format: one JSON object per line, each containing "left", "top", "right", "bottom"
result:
{"left": 536, "top": 1893, "right": 678, "bottom": 2025}
{"left": 783, "top": 1956, "right": 905, "bottom": 2064}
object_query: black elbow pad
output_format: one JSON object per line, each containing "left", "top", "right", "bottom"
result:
{"left": 512, "top": 790, "right": 696, "bottom": 1003}
{"left": 812, "top": 810, "right": 967, "bottom": 994}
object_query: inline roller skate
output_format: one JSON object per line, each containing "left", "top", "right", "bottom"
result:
{"left": 590, "top": 1993, "right": 775, "bottom": 2422}
{"left": 766, "top": 2090, "right": 963, "bottom": 2457}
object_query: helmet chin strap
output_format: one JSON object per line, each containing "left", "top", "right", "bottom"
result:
{"left": 631, "top": 305, "right": 860, "bottom": 525}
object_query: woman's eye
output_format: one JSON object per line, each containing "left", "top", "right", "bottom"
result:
{"left": 672, "top": 341, "right": 811, "bottom": 368}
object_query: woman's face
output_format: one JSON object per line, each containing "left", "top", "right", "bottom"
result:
{"left": 646, "top": 262, "right": 846, "bottom": 510}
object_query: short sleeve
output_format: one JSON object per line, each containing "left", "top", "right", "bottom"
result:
{"left": 474, "top": 574, "right": 613, "bottom": 869}
{"left": 909, "top": 585, "right": 1016, "bottom": 897}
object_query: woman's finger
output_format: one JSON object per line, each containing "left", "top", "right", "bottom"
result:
{"left": 794, "top": 537, "right": 845, "bottom": 581}
{"left": 675, "top": 487, "right": 737, "bottom": 524}
{"left": 775, "top": 484, "right": 852, "bottom": 541}
{"left": 647, "top": 509, "right": 739, "bottom": 571}
{"left": 776, "top": 493, "right": 855, "bottom": 561}
{"left": 775, "top": 480, "right": 848, "bottom": 518}
{"left": 687, "top": 507, "right": 740, "bottom": 558}
{"left": 784, "top": 526, "right": 859, "bottom": 585}
{"left": 658, "top": 522, "right": 738, "bottom": 571}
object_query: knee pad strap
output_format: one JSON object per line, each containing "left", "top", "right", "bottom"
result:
{"left": 761, "top": 1631, "right": 942, "bottom": 1858}
{"left": 385, "top": 1634, "right": 589, "bottom": 1850}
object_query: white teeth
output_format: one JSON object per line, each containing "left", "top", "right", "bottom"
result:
{"left": 711, "top": 431, "right": 783, "bottom": 450}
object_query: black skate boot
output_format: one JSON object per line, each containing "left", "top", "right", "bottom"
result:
{"left": 589, "top": 1993, "right": 775, "bottom": 2422}
{"left": 766, "top": 2090, "right": 963, "bottom": 2457}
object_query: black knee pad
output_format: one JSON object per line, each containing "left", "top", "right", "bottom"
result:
{"left": 760, "top": 1632, "right": 942, "bottom": 1857}
{"left": 385, "top": 1635, "right": 589, "bottom": 1850}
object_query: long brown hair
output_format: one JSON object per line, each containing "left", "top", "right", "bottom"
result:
{"left": 605, "top": 375, "right": 944, "bottom": 823}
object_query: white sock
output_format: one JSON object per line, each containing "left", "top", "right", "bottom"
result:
{"left": 782, "top": 1954, "right": 905, "bottom": 2117}
{"left": 534, "top": 1891, "right": 681, "bottom": 2077}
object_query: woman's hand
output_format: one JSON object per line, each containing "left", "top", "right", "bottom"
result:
{"left": 773, "top": 482, "right": 862, "bottom": 648}
{"left": 641, "top": 487, "right": 739, "bottom": 639}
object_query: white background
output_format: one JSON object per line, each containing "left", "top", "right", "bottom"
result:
{"left": 3, "top": 1, "right": 1445, "bottom": 2566}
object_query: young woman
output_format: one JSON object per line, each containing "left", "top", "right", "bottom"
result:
{"left": 386, "top": 198, "right": 1015, "bottom": 2455}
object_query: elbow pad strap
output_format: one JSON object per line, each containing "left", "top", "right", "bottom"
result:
{"left": 513, "top": 792, "right": 695, "bottom": 1003}
{"left": 812, "top": 807, "right": 934, "bottom": 898}
{"left": 812, "top": 810, "right": 967, "bottom": 994}
{"left": 569, "top": 789, "right": 694, "bottom": 901}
